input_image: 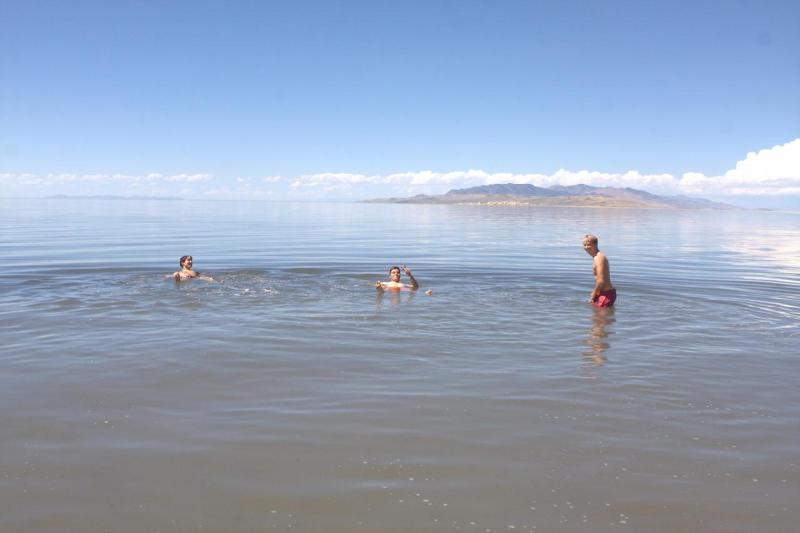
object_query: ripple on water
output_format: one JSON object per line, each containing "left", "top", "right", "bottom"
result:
{"left": 1, "top": 200, "right": 798, "bottom": 532}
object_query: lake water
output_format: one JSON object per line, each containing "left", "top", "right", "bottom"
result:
{"left": 1, "top": 198, "right": 798, "bottom": 532}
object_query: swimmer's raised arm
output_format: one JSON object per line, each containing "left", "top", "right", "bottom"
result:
{"left": 402, "top": 264, "right": 419, "bottom": 289}
{"left": 375, "top": 265, "right": 429, "bottom": 293}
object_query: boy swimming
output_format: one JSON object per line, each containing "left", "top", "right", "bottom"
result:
{"left": 375, "top": 264, "right": 432, "bottom": 295}
{"left": 169, "top": 255, "right": 217, "bottom": 282}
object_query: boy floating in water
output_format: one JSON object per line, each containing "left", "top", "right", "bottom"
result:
{"left": 582, "top": 235, "right": 616, "bottom": 307}
{"left": 170, "top": 255, "right": 218, "bottom": 282}
{"left": 375, "top": 265, "right": 432, "bottom": 295}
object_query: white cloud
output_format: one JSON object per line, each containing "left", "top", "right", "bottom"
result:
{"left": 679, "top": 139, "right": 800, "bottom": 196}
{"left": 201, "top": 186, "right": 274, "bottom": 199}
{"left": 161, "top": 173, "right": 213, "bottom": 183}
{"left": 285, "top": 139, "right": 800, "bottom": 198}
{"left": 291, "top": 172, "right": 377, "bottom": 187}
{"left": 289, "top": 168, "right": 682, "bottom": 195}
{"left": 0, "top": 172, "right": 216, "bottom": 199}
{"left": 0, "top": 172, "right": 213, "bottom": 185}
{"left": 2, "top": 139, "right": 798, "bottom": 203}
{"left": 235, "top": 175, "right": 284, "bottom": 184}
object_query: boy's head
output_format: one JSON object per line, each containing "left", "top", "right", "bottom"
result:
{"left": 582, "top": 235, "right": 598, "bottom": 255}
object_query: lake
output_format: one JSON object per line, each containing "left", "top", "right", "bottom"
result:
{"left": 1, "top": 198, "right": 798, "bottom": 532}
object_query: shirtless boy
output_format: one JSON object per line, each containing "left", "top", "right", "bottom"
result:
{"left": 170, "top": 255, "right": 216, "bottom": 282}
{"left": 375, "top": 265, "right": 432, "bottom": 295}
{"left": 582, "top": 235, "right": 616, "bottom": 307}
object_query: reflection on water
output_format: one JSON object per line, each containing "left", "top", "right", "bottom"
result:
{"left": 375, "top": 288, "right": 418, "bottom": 306}
{"left": 582, "top": 306, "right": 615, "bottom": 366}
{"left": 1, "top": 199, "right": 799, "bottom": 532}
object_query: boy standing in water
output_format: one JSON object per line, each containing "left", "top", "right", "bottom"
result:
{"left": 582, "top": 235, "right": 616, "bottom": 307}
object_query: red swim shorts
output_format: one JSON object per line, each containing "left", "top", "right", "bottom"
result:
{"left": 594, "top": 288, "right": 617, "bottom": 307}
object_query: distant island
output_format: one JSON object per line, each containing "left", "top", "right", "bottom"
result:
{"left": 365, "top": 183, "right": 736, "bottom": 209}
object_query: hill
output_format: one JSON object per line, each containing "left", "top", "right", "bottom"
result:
{"left": 366, "top": 183, "right": 735, "bottom": 209}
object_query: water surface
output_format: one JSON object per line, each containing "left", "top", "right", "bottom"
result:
{"left": 1, "top": 199, "right": 798, "bottom": 532}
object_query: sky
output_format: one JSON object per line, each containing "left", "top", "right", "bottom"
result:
{"left": 1, "top": 0, "right": 798, "bottom": 207}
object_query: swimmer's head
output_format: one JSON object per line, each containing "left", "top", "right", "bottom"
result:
{"left": 583, "top": 235, "right": 598, "bottom": 255}
{"left": 180, "top": 255, "right": 193, "bottom": 268}
{"left": 389, "top": 265, "right": 401, "bottom": 282}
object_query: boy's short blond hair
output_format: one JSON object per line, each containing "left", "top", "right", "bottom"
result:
{"left": 583, "top": 234, "right": 598, "bottom": 246}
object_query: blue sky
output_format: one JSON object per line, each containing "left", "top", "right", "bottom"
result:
{"left": 1, "top": 0, "right": 798, "bottom": 206}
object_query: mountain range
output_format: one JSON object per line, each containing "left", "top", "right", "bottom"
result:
{"left": 367, "top": 183, "right": 735, "bottom": 209}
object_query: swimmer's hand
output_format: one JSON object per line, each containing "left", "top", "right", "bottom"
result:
{"left": 402, "top": 264, "right": 412, "bottom": 275}
{"left": 425, "top": 289, "right": 433, "bottom": 296}
{"left": 375, "top": 281, "right": 384, "bottom": 290}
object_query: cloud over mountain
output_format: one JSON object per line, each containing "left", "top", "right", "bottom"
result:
{"left": 1, "top": 140, "right": 798, "bottom": 205}
{"left": 287, "top": 139, "right": 800, "bottom": 199}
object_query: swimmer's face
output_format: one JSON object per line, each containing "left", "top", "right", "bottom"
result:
{"left": 582, "top": 240, "right": 596, "bottom": 255}
{"left": 389, "top": 267, "right": 401, "bottom": 282}
{"left": 182, "top": 256, "right": 193, "bottom": 268}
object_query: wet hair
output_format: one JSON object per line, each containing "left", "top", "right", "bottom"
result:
{"left": 179, "top": 255, "right": 192, "bottom": 267}
{"left": 583, "top": 234, "right": 598, "bottom": 246}
{"left": 389, "top": 265, "right": 401, "bottom": 274}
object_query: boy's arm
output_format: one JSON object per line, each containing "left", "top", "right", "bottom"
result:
{"left": 402, "top": 265, "right": 419, "bottom": 289}
{"left": 591, "top": 255, "right": 608, "bottom": 301}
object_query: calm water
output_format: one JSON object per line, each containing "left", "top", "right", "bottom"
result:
{"left": 1, "top": 198, "right": 798, "bottom": 532}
